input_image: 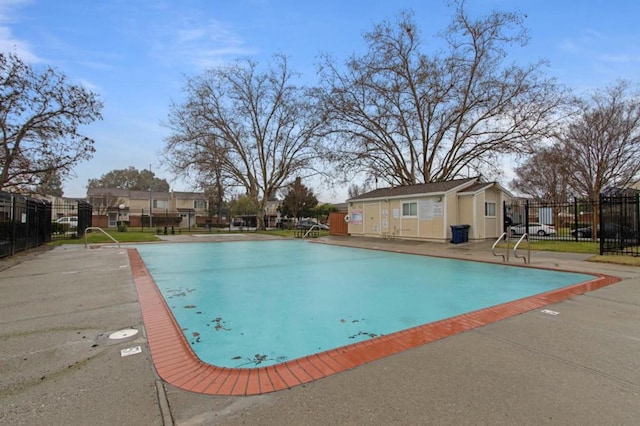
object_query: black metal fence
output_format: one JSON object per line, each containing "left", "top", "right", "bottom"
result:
{"left": 505, "top": 196, "right": 640, "bottom": 256}
{"left": 0, "top": 192, "right": 95, "bottom": 258}
{"left": 49, "top": 198, "right": 93, "bottom": 241}
{"left": 505, "top": 198, "right": 598, "bottom": 239}
{"left": 0, "top": 191, "right": 52, "bottom": 258}
{"left": 599, "top": 195, "right": 639, "bottom": 256}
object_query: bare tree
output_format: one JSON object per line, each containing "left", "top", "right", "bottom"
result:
{"left": 558, "top": 80, "right": 640, "bottom": 202}
{"left": 164, "top": 135, "right": 231, "bottom": 221}
{"left": 36, "top": 170, "right": 64, "bottom": 197}
{"left": 0, "top": 53, "right": 102, "bottom": 192}
{"left": 347, "top": 182, "right": 373, "bottom": 199}
{"left": 164, "top": 55, "right": 325, "bottom": 229}
{"left": 201, "top": 178, "right": 227, "bottom": 224}
{"left": 316, "top": 5, "right": 566, "bottom": 186}
{"left": 510, "top": 145, "right": 572, "bottom": 203}
{"left": 86, "top": 189, "right": 124, "bottom": 217}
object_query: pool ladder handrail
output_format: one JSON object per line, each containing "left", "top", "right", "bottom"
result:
{"left": 491, "top": 232, "right": 509, "bottom": 262}
{"left": 491, "top": 231, "right": 530, "bottom": 264}
{"left": 84, "top": 226, "right": 121, "bottom": 248}
{"left": 513, "top": 233, "right": 530, "bottom": 264}
{"left": 302, "top": 224, "right": 322, "bottom": 238}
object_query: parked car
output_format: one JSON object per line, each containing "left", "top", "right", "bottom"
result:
{"left": 571, "top": 223, "right": 636, "bottom": 239}
{"left": 295, "top": 220, "right": 329, "bottom": 230}
{"left": 56, "top": 216, "right": 78, "bottom": 229}
{"left": 275, "top": 218, "right": 295, "bottom": 229}
{"left": 510, "top": 222, "right": 556, "bottom": 236}
{"left": 570, "top": 225, "right": 595, "bottom": 238}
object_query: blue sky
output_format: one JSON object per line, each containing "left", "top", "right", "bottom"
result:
{"left": 2, "top": 0, "right": 639, "bottom": 201}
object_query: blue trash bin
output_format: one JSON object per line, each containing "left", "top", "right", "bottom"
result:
{"left": 450, "top": 225, "right": 465, "bottom": 244}
{"left": 461, "top": 224, "right": 470, "bottom": 242}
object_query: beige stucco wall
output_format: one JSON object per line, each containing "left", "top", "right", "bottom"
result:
{"left": 129, "top": 197, "right": 150, "bottom": 210}
{"left": 455, "top": 189, "right": 502, "bottom": 240}
{"left": 482, "top": 188, "right": 500, "bottom": 239}
{"left": 444, "top": 194, "right": 457, "bottom": 240}
{"left": 348, "top": 195, "right": 448, "bottom": 241}
{"left": 363, "top": 203, "right": 381, "bottom": 235}
{"left": 457, "top": 196, "right": 474, "bottom": 227}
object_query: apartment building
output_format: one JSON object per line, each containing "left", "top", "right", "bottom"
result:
{"left": 86, "top": 188, "right": 213, "bottom": 229}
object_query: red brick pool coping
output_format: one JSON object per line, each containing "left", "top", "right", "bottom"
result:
{"left": 128, "top": 248, "right": 621, "bottom": 396}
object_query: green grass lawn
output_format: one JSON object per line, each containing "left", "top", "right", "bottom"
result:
{"left": 51, "top": 229, "right": 162, "bottom": 244}
{"left": 495, "top": 239, "right": 599, "bottom": 254}
{"left": 495, "top": 239, "right": 640, "bottom": 266}
{"left": 51, "top": 227, "right": 330, "bottom": 245}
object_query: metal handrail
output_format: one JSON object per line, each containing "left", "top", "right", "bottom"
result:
{"left": 491, "top": 232, "right": 508, "bottom": 261}
{"left": 303, "top": 224, "right": 321, "bottom": 238}
{"left": 513, "top": 233, "right": 530, "bottom": 263}
{"left": 84, "top": 227, "right": 121, "bottom": 248}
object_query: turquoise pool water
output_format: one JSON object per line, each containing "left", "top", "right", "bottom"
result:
{"left": 135, "top": 240, "right": 593, "bottom": 368}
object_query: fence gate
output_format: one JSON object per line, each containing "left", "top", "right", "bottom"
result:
{"left": 599, "top": 195, "right": 640, "bottom": 256}
{"left": 329, "top": 211, "right": 349, "bottom": 236}
{"left": 0, "top": 191, "right": 52, "bottom": 258}
{"left": 50, "top": 198, "right": 93, "bottom": 242}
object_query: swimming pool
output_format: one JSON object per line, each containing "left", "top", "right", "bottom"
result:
{"left": 135, "top": 240, "right": 595, "bottom": 369}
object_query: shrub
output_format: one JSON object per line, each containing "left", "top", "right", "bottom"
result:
{"left": 51, "top": 222, "right": 69, "bottom": 234}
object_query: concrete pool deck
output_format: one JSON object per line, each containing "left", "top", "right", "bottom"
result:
{"left": 1, "top": 235, "right": 640, "bottom": 425}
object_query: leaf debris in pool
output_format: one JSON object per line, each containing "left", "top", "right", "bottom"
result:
{"left": 211, "top": 317, "right": 230, "bottom": 331}
{"left": 348, "top": 331, "right": 377, "bottom": 339}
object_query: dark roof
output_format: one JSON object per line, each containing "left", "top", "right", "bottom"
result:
{"left": 601, "top": 186, "right": 640, "bottom": 197}
{"left": 170, "top": 191, "right": 206, "bottom": 200}
{"left": 461, "top": 181, "right": 514, "bottom": 198}
{"left": 86, "top": 187, "right": 130, "bottom": 197}
{"left": 458, "top": 182, "right": 493, "bottom": 193}
{"left": 86, "top": 188, "right": 206, "bottom": 200}
{"left": 347, "top": 177, "right": 479, "bottom": 201}
{"left": 333, "top": 202, "right": 348, "bottom": 212}
{"left": 87, "top": 188, "right": 165, "bottom": 199}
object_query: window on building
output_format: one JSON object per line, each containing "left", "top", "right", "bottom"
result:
{"left": 153, "top": 199, "right": 168, "bottom": 209}
{"left": 194, "top": 200, "right": 207, "bottom": 209}
{"left": 485, "top": 202, "right": 496, "bottom": 217}
{"left": 402, "top": 202, "right": 417, "bottom": 217}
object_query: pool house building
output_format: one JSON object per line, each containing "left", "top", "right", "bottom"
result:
{"left": 344, "top": 177, "right": 513, "bottom": 243}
